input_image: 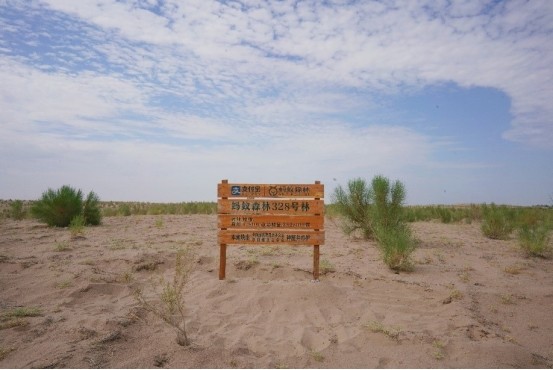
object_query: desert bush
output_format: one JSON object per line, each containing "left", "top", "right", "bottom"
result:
{"left": 518, "top": 223, "right": 552, "bottom": 258}
{"left": 374, "top": 223, "right": 415, "bottom": 271}
{"left": 134, "top": 248, "right": 195, "bottom": 346}
{"left": 31, "top": 185, "right": 83, "bottom": 227}
{"left": 118, "top": 204, "right": 132, "bottom": 216}
{"left": 333, "top": 175, "right": 416, "bottom": 271}
{"left": 332, "top": 178, "right": 373, "bottom": 239}
{"left": 437, "top": 207, "right": 452, "bottom": 223}
{"left": 481, "top": 204, "right": 514, "bottom": 240}
{"left": 83, "top": 191, "right": 102, "bottom": 225}
{"left": 31, "top": 185, "right": 102, "bottom": 227}
{"left": 370, "top": 176, "right": 415, "bottom": 271}
{"left": 10, "top": 200, "right": 26, "bottom": 220}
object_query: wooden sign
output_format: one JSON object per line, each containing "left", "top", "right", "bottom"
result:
{"left": 218, "top": 179, "right": 324, "bottom": 281}
{"left": 217, "top": 215, "right": 324, "bottom": 230}
{"left": 217, "top": 199, "right": 324, "bottom": 215}
{"left": 218, "top": 183, "right": 324, "bottom": 198}
{"left": 218, "top": 230, "right": 325, "bottom": 245}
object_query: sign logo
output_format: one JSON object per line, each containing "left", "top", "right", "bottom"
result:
{"left": 231, "top": 186, "right": 241, "bottom": 196}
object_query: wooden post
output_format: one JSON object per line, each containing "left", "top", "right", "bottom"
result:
{"left": 219, "top": 243, "right": 227, "bottom": 280}
{"left": 313, "top": 180, "right": 321, "bottom": 281}
{"left": 313, "top": 245, "right": 320, "bottom": 280}
{"left": 219, "top": 180, "right": 228, "bottom": 280}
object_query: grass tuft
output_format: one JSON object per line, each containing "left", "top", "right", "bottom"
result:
{"left": 366, "top": 320, "right": 401, "bottom": 340}
{"left": 481, "top": 204, "right": 514, "bottom": 240}
{"left": 518, "top": 223, "right": 552, "bottom": 258}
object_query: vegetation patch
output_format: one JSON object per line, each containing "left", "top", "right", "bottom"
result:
{"left": 134, "top": 248, "right": 195, "bottom": 346}
{"left": 31, "top": 185, "right": 102, "bottom": 227}
{"left": 366, "top": 320, "right": 401, "bottom": 340}
{"left": 4, "top": 306, "right": 42, "bottom": 318}
{"left": 234, "top": 258, "right": 259, "bottom": 271}
{"left": 333, "top": 175, "right": 416, "bottom": 271}
{"left": 0, "top": 346, "right": 15, "bottom": 361}
{"left": 481, "top": 203, "right": 515, "bottom": 240}
{"left": 319, "top": 259, "right": 336, "bottom": 275}
{"left": 518, "top": 223, "right": 552, "bottom": 258}
{"left": 54, "top": 241, "right": 72, "bottom": 252}
{"left": 0, "top": 306, "right": 42, "bottom": 331}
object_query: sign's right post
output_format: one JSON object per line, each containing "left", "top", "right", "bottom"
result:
{"left": 313, "top": 180, "right": 321, "bottom": 281}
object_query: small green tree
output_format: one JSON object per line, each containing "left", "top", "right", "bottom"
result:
{"left": 370, "top": 176, "right": 415, "bottom": 271}
{"left": 134, "top": 248, "right": 195, "bottom": 346}
{"left": 83, "top": 191, "right": 102, "bottom": 225}
{"left": 332, "top": 178, "right": 373, "bottom": 239}
{"left": 10, "top": 200, "right": 26, "bottom": 220}
{"left": 371, "top": 175, "right": 405, "bottom": 230}
{"left": 30, "top": 185, "right": 102, "bottom": 227}
{"left": 31, "top": 185, "right": 83, "bottom": 227}
{"left": 333, "top": 175, "right": 416, "bottom": 271}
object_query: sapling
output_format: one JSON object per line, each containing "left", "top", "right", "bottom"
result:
{"left": 134, "top": 248, "right": 195, "bottom": 346}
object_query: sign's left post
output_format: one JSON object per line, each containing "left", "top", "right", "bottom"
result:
{"left": 219, "top": 179, "right": 228, "bottom": 280}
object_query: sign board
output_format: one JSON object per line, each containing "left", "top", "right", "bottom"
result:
{"left": 218, "top": 230, "right": 325, "bottom": 245}
{"left": 217, "top": 199, "right": 324, "bottom": 215}
{"left": 218, "top": 183, "right": 324, "bottom": 198}
{"left": 217, "top": 179, "right": 325, "bottom": 280}
{"left": 217, "top": 215, "right": 324, "bottom": 230}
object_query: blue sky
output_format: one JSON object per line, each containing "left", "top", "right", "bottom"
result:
{"left": 1, "top": 0, "right": 552, "bottom": 205}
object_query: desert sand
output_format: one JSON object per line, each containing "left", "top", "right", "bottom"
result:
{"left": 1, "top": 214, "right": 552, "bottom": 368}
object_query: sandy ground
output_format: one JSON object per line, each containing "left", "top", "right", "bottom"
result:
{"left": 1, "top": 214, "right": 552, "bottom": 368}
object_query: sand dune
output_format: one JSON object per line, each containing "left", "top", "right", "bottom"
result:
{"left": 1, "top": 215, "right": 552, "bottom": 368}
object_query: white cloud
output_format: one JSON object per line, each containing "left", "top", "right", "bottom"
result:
{"left": 36, "top": 1, "right": 553, "bottom": 147}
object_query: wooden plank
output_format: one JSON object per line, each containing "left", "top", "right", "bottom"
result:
{"left": 218, "top": 214, "right": 324, "bottom": 230}
{"left": 218, "top": 183, "right": 324, "bottom": 198}
{"left": 218, "top": 199, "right": 324, "bottom": 215}
{"left": 218, "top": 230, "right": 325, "bottom": 245}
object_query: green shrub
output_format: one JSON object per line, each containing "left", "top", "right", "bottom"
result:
{"left": 370, "top": 176, "right": 415, "bottom": 271}
{"left": 83, "top": 191, "right": 102, "bottom": 225}
{"left": 333, "top": 175, "right": 416, "bottom": 271}
{"left": 332, "top": 178, "right": 373, "bottom": 239}
{"left": 31, "top": 185, "right": 83, "bottom": 227}
{"left": 481, "top": 204, "right": 514, "bottom": 240}
{"left": 10, "top": 200, "right": 26, "bottom": 220}
{"left": 30, "top": 185, "right": 101, "bottom": 227}
{"left": 437, "top": 207, "right": 452, "bottom": 223}
{"left": 374, "top": 223, "right": 415, "bottom": 271}
{"left": 518, "top": 223, "right": 552, "bottom": 258}
{"left": 118, "top": 204, "right": 132, "bottom": 216}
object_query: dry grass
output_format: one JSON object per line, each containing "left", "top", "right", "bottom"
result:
{"left": 0, "top": 347, "right": 15, "bottom": 361}
{"left": 319, "top": 259, "right": 336, "bottom": 275}
{"left": 366, "top": 320, "right": 401, "bottom": 341}
{"left": 310, "top": 351, "right": 325, "bottom": 362}
{"left": 234, "top": 258, "right": 259, "bottom": 271}
{"left": 54, "top": 241, "right": 71, "bottom": 252}
{"left": 503, "top": 264, "right": 525, "bottom": 275}
{"left": 432, "top": 340, "right": 445, "bottom": 360}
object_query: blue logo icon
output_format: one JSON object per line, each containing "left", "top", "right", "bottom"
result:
{"left": 231, "top": 186, "right": 241, "bottom": 196}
